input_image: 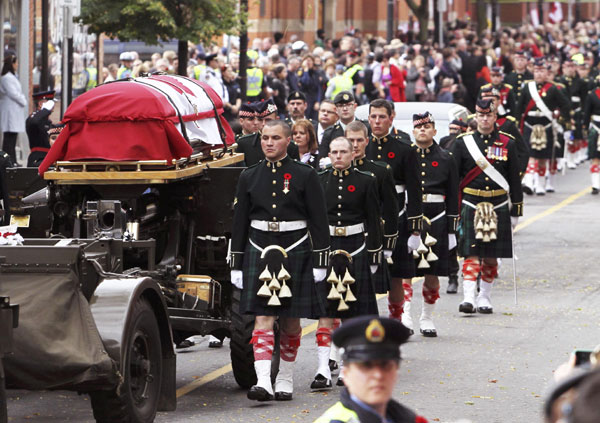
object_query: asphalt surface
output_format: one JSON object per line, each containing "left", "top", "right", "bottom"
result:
{"left": 5, "top": 164, "right": 600, "bottom": 423}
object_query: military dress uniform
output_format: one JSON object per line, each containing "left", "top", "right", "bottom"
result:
{"left": 236, "top": 132, "right": 300, "bottom": 166}
{"left": 316, "top": 166, "right": 383, "bottom": 318}
{"left": 451, "top": 99, "right": 524, "bottom": 314}
{"left": 230, "top": 155, "right": 330, "bottom": 318}
{"left": 26, "top": 90, "right": 56, "bottom": 167}
{"left": 558, "top": 70, "right": 588, "bottom": 167}
{"left": 478, "top": 81, "right": 517, "bottom": 118}
{"left": 365, "top": 129, "right": 422, "bottom": 279}
{"left": 582, "top": 82, "right": 600, "bottom": 193}
{"left": 353, "top": 156, "right": 399, "bottom": 293}
{"left": 504, "top": 68, "right": 532, "bottom": 106}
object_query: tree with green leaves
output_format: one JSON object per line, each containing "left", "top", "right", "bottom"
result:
{"left": 79, "top": 0, "right": 242, "bottom": 76}
{"left": 405, "top": 0, "right": 429, "bottom": 43}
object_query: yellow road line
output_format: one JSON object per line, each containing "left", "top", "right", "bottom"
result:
{"left": 514, "top": 186, "right": 590, "bottom": 233}
{"left": 177, "top": 187, "right": 589, "bottom": 398}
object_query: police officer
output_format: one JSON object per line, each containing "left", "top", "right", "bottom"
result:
{"left": 117, "top": 52, "right": 134, "bottom": 80}
{"left": 246, "top": 50, "right": 265, "bottom": 102}
{"left": 344, "top": 51, "right": 365, "bottom": 104}
{"left": 401, "top": 112, "right": 458, "bottom": 337}
{"left": 26, "top": 90, "right": 56, "bottom": 167}
{"left": 314, "top": 316, "right": 429, "bottom": 423}
{"left": 451, "top": 99, "right": 523, "bottom": 314}
{"left": 365, "top": 99, "right": 422, "bottom": 323}
{"left": 230, "top": 120, "right": 330, "bottom": 402}
{"left": 236, "top": 99, "right": 300, "bottom": 166}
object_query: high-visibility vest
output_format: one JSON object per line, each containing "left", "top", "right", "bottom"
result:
{"left": 246, "top": 67, "right": 263, "bottom": 97}
{"left": 327, "top": 74, "right": 353, "bottom": 99}
{"left": 194, "top": 64, "right": 206, "bottom": 80}
{"left": 343, "top": 64, "right": 363, "bottom": 84}
{"left": 314, "top": 402, "right": 360, "bottom": 423}
{"left": 117, "top": 66, "right": 131, "bottom": 80}
{"left": 85, "top": 67, "right": 97, "bottom": 90}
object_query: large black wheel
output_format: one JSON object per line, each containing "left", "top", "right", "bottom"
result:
{"left": 90, "top": 298, "right": 162, "bottom": 423}
{"left": 229, "top": 289, "right": 279, "bottom": 389}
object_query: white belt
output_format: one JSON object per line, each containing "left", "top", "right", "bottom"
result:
{"left": 591, "top": 115, "right": 600, "bottom": 122}
{"left": 524, "top": 122, "right": 551, "bottom": 130}
{"left": 329, "top": 223, "right": 364, "bottom": 237}
{"left": 251, "top": 220, "right": 307, "bottom": 232}
{"left": 571, "top": 96, "right": 580, "bottom": 103}
{"left": 462, "top": 199, "right": 509, "bottom": 210}
{"left": 422, "top": 194, "right": 445, "bottom": 203}
{"left": 429, "top": 210, "right": 446, "bottom": 223}
{"left": 395, "top": 185, "right": 406, "bottom": 194}
{"left": 526, "top": 110, "right": 549, "bottom": 118}
{"left": 249, "top": 233, "right": 309, "bottom": 254}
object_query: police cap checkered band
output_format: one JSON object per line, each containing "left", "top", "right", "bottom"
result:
{"left": 480, "top": 86, "right": 501, "bottom": 99}
{"left": 239, "top": 103, "right": 257, "bottom": 117}
{"left": 412, "top": 112, "right": 434, "bottom": 127}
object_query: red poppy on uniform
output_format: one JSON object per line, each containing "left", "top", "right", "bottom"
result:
{"left": 347, "top": 185, "right": 356, "bottom": 192}
{"left": 388, "top": 152, "right": 395, "bottom": 159}
{"left": 284, "top": 173, "right": 292, "bottom": 180}
{"left": 432, "top": 161, "right": 439, "bottom": 167}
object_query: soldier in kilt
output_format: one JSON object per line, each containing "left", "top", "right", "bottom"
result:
{"left": 311, "top": 136, "right": 383, "bottom": 391}
{"left": 365, "top": 99, "right": 423, "bottom": 323}
{"left": 230, "top": 120, "right": 330, "bottom": 402}
{"left": 451, "top": 99, "right": 523, "bottom": 314}
{"left": 401, "top": 112, "right": 459, "bottom": 337}
{"left": 583, "top": 76, "right": 600, "bottom": 194}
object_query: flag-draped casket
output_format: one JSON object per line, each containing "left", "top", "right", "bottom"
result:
{"left": 39, "top": 75, "right": 234, "bottom": 174}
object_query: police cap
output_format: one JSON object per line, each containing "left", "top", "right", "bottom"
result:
{"left": 333, "top": 90, "right": 355, "bottom": 105}
{"left": 32, "top": 90, "right": 55, "bottom": 101}
{"left": 332, "top": 315, "right": 411, "bottom": 362}
{"left": 239, "top": 102, "right": 257, "bottom": 118}
{"left": 257, "top": 98, "right": 279, "bottom": 118}
{"left": 288, "top": 91, "right": 306, "bottom": 102}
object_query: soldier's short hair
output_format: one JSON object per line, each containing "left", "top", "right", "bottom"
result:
{"left": 345, "top": 121, "right": 368, "bottom": 138}
{"left": 264, "top": 119, "right": 291, "bottom": 138}
{"left": 329, "top": 136, "right": 353, "bottom": 152}
{"left": 369, "top": 99, "right": 394, "bottom": 117}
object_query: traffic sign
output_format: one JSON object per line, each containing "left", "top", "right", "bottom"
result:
{"left": 59, "top": 0, "right": 80, "bottom": 17}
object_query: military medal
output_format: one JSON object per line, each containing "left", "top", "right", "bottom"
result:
{"left": 283, "top": 173, "right": 291, "bottom": 194}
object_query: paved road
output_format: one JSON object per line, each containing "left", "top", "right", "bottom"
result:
{"left": 6, "top": 165, "right": 600, "bottom": 423}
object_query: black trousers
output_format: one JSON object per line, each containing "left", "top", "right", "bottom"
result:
{"left": 2, "top": 132, "right": 18, "bottom": 165}
{"left": 448, "top": 246, "right": 459, "bottom": 277}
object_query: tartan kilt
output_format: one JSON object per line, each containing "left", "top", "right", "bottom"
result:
{"left": 415, "top": 203, "right": 450, "bottom": 277}
{"left": 371, "top": 259, "right": 391, "bottom": 294}
{"left": 523, "top": 121, "right": 560, "bottom": 159}
{"left": 240, "top": 227, "right": 325, "bottom": 319}
{"left": 458, "top": 193, "right": 513, "bottom": 258}
{"left": 389, "top": 213, "right": 416, "bottom": 278}
{"left": 589, "top": 126, "right": 600, "bottom": 160}
{"left": 314, "top": 233, "right": 379, "bottom": 318}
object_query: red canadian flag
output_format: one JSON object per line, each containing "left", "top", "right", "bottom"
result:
{"left": 549, "top": 2, "right": 564, "bottom": 23}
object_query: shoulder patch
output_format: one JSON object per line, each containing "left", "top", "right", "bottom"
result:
{"left": 498, "top": 130, "right": 515, "bottom": 139}
{"left": 504, "top": 83, "right": 513, "bottom": 89}
{"left": 506, "top": 115, "right": 516, "bottom": 122}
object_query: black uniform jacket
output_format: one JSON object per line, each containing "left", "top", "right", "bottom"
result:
{"left": 516, "top": 81, "right": 570, "bottom": 128}
{"left": 318, "top": 119, "right": 371, "bottom": 157}
{"left": 504, "top": 70, "right": 533, "bottom": 104}
{"left": 236, "top": 132, "right": 300, "bottom": 166}
{"left": 479, "top": 82, "right": 517, "bottom": 117}
{"left": 451, "top": 130, "right": 523, "bottom": 216}
{"left": 318, "top": 166, "right": 383, "bottom": 262}
{"left": 230, "top": 155, "right": 330, "bottom": 269}
{"left": 26, "top": 108, "right": 52, "bottom": 150}
{"left": 365, "top": 128, "right": 423, "bottom": 232}
{"left": 557, "top": 74, "right": 587, "bottom": 113}
{"left": 583, "top": 86, "right": 600, "bottom": 128}
{"left": 353, "top": 157, "right": 399, "bottom": 250}
{"left": 415, "top": 142, "right": 459, "bottom": 233}
{"left": 496, "top": 115, "right": 530, "bottom": 176}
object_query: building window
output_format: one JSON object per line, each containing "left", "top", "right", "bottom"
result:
{"left": 260, "top": 0, "right": 266, "bottom": 17}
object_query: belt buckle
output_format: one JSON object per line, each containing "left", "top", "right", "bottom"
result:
{"left": 422, "top": 194, "right": 428, "bottom": 202}
{"left": 268, "top": 222, "right": 280, "bottom": 232}
{"left": 335, "top": 226, "right": 347, "bottom": 236}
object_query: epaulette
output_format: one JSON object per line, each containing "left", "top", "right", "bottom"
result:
{"left": 505, "top": 115, "right": 517, "bottom": 122}
{"left": 369, "top": 160, "right": 390, "bottom": 171}
{"left": 242, "top": 160, "right": 263, "bottom": 172}
{"left": 481, "top": 83, "right": 491, "bottom": 88}
{"left": 524, "top": 80, "right": 534, "bottom": 84}
{"left": 356, "top": 169, "right": 376, "bottom": 179}
{"left": 237, "top": 132, "right": 259, "bottom": 141}
{"left": 504, "top": 83, "right": 513, "bottom": 89}
{"left": 456, "top": 131, "right": 474, "bottom": 138}
{"left": 294, "top": 159, "right": 313, "bottom": 169}
{"left": 554, "top": 82, "right": 566, "bottom": 89}
{"left": 317, "top": 168, "right": 329, "bottom": 176}
{"left": 499, "top": 130, "right": 515, "bottom": 139}
{"left": 467, "top": 113, "right": 476, "bottom": 120}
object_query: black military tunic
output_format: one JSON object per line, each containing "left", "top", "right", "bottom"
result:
{"left": 496, "top": 115, "right": 530, "bottom": 175}
{"left": 583, "top": 85, "right": 600, "bottom": 159}
{"left": 236, "top": 132, "right": 300, "bottom": 166}
{"left": 353, "top": 156, "right": 399, "bottom": 293}
{"left": 231, "top": 156, "right": 330, "bottom": 318}
{"left": 414, "top": 142, "right": 459, "bottom": 276}
{"left": 0, "top": 150, "right": 12, "bottom": 222}
{"left": 504, "top": 70, "right": 532, "bottom": 107}
{"left": 316, "top": 166, "right": 382, "bottom": 317}
{"left": 451, "top": 130, "right": 523, "bottom": 258}
{"left": 557, "top": 74, "right": 588, "bottom": 140}
{"left": 365, "top": 129, "right": 422, "bottom": 278}
{"left": 517, "top": 81, "right": 570, "bottom": 159}
{"left": 318, "top": 119, "right": 371, "bottom": 157}
{"left": 478, "top": 82, "right": 517, "bottom": 118}
{"left": 25, "top": 108, "right": 53, "bottom": 167}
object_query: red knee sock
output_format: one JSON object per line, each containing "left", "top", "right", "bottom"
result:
{"left": 481, "top": 263, "right": 498, "bottom": 283}
{"left": 388, "top": 301, "right": 403, "bottom": 319}
{"left": 591, "top": 164, "right": 600, "bottom": 174}
{"left": 280, "top": 330, "right": 302, "bottom": 362}
{"left": 422, "top": 285, "right": 440, "bottom": 304}
{"left": 403, "top": 281, "right": 414, "bottom": 303}
{"left": 316, "top": 327, "right": 332, "bottom": 348}
{"left": 462, "top": 258, "right": 481, "bottom": 282}
{"left": 332, "top": 319, "right": 341, "bottom": 330}
{"left": 251, "top": 329, "right": 275, "bottom": 361}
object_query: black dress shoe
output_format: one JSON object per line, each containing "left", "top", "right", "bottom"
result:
{"left": 592, "top": 188, "right": 599, "bottom": 195}
{"left": 420, "top": 328, "right": 437, "bottom": 337}
{"left": 247, "top": 386, "right": 274, "bottom": 401}
{"left": 477, "top": 306, "right": 493, "bottom": 314}
{"left": 446, "top": 275, "right": 458, "bottom": 294}
{"left": 310, "top": 374, "right": 332, "bottom": 391}
{"left": 274, "top": 391, "right": 293, "bottom": 401}
{"left": 459, "top": 302, "right": 476, "bottom": 313}
{"left": 175, "top": 339, "right": 195, "bottom": 349}
{"left": 522, "top": 185, "right": 533, "bottom": 195}
{"left": 208, "top": 340, "right": 223, "bottom": 348}
{"left": 329, "top": 359, "right": 338, "bottom": 372}
{"left": 336, "top": 376, "right": 345, "bottom": 387}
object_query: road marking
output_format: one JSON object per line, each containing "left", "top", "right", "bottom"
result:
{"left": 176, "top": 187, "right": 590, "bottom": 398}
{"left": 514, "top": 186, "right": 590, "bottom": 233}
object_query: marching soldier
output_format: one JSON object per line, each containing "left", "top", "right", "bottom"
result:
{"left": 311, "top": 136, "right": 383, "bottom": 391}
{"left": 557, "top": 58, "right": 586, "bottom": 171}
{"left": 230, "top": 120, "right": 330, "bottom": 402}
{"left": 314, "top": 316, "right": 428, "bottom": 423}
{"left": 576, "top": 60, "right": 595, "bottom": 165}
{"left": 518, "top": 58, "right": 570, "bottom": 196}
{"left": 365, "top": 99, "right": 422, "bottom": 323}
{"left": 451, "top": 99, "right": 523, "bottom": 314}
{"left": 504, "top": 50, "right": 532, "bottom": 105}
{"left": 26, "top": 90, "right": 57, "bottom": 167}
{"left": 478, "top": 66, "right": 516, "bottom": 118}
{"left": 582, "top": 75, "right": 600, "bottom": 194}
{"left": 236, "top": 99, "right": 300, "bottom": 166}
{"left": 402, "top": 112, "right": 459, "bottom": 337}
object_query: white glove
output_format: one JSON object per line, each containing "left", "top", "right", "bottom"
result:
{"left": 511, "top": 216, "right": 519, "bottom": 229}
{"left": 369, "top": 265, "right": 378, "bottom": 274}
{"left": 448, "top": 233, "right": 457, "bottom": 250}
{"left": 319, "top": 157, "right": 331, "bottom": 169}
{"left": 313, "top": 268, "right": 327, "bottom": 283}
{"left": 230, "top": 270, "right": 243, "bottom": 290}
{"left": 383, "top": 249, "right": 393, "bottom": 259}
{"left": 406, "top": 234, "right": 421, "bottom": 253}
{"left": 42, "top": 100, "right": 55, "bottom": 111}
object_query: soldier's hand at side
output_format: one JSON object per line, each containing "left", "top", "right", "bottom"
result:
{"left": 313, "top": 268, "right": 326, "bottom": 283}
{"left": 42, "top": 100, "right": 55, "bottom": 111}
{"left": 406, "top": 234, "right": 421, "bottom": 252}
{"left": 383, "top": 249, "right": 393, "bottom": 259}
{"left": 511, "top": 216, "right": 519, "bottom": 229}
{"left": 369, "top": 265, "right": 378, "bottom": 274}
{"left": 448, "top": 234, "right": 457, "bottom": 250}
{"left": 230, "top": 270, "right": 243, "bottom": 289}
